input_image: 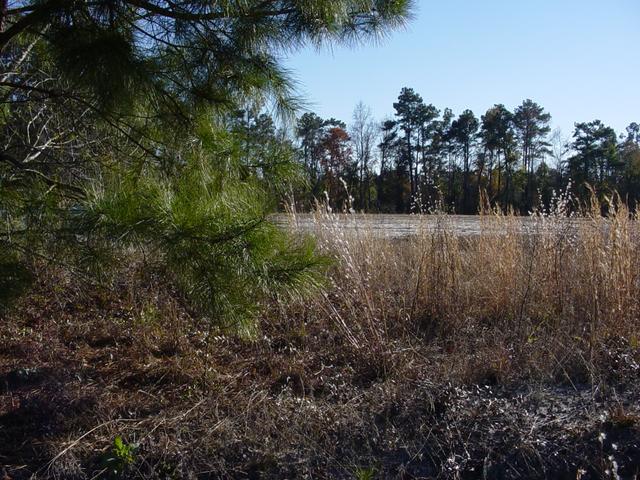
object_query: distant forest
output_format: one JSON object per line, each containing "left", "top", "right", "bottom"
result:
{"left": 243, "top": 88, "right": 640, "bottom": 214}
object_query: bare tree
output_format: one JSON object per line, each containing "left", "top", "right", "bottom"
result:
{"left": 549, "top": 127, "right": 570, "bottom": 181}
{"left": 350, "top": 101, "right": 378, "bottom": 210}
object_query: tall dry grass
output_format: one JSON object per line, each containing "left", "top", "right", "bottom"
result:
{"left": 4, "top": 194, "right": 639, "bottom": 478}
{"left": 280, "top": 193, "right": 640, "bottom": 384}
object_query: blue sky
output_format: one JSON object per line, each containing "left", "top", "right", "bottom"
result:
{"left": 284, "top": 0, "right": 640, "bottom": 137}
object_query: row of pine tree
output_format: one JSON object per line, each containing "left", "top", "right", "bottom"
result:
{"left": 290, "top": 88, "right": 640, "bottom": 214}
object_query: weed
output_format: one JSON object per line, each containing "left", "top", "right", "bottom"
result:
{"left": 98, "top": 436, "right": 137, "bottom": 478}
{"left": 354, "top": 465, "right": 377, "bottom": 480}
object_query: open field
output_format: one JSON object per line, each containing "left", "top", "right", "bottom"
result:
{"left": 274, "top": 213, "right": 587, "bottom": 238}
{"left": 1, "top": 206, "right": 640, "bottom": 479}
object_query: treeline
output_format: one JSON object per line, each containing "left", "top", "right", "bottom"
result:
{"left": 290, "top": 88, "right": 640, "bottom": 214}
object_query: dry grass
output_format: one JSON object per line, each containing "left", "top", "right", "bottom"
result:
{"left": 280, "top": 194, "right": 640, "bottom": 385}
{"left": 1, "top": 195, "right": 640, "bottom": 479}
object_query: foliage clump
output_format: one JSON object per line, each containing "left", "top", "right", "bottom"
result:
{"left": 0, "top": 1, "right": 413, "bottom": 328}
{"left": 76, "top": 152, "right": 324, "bottom": 334}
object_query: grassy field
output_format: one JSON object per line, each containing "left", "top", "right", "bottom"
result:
{"left": 294, "top": 199, "right": 640, "bottom": 385}
{"left": 1, "top": 199, "right": 640, "bottom": 479}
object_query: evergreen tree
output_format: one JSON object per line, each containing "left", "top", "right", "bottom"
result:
{"left": 296, "top": 112, "right": 327, "bottom": 185}
{"left": 449, "top": 109, "right": 479, "bottom": 214}
{"left": 393, "top": 87, "right": 425, "bottom": 208}
{"left": 479, "top": 105, "right": 515, "bottom": 208}
{"left": 0, "top": 1, "right": 414, "bottom": 326}
{"left": 376, "top": 119, "right": 402, "bottom": 212}
{"left": 415, "top": 102, "right": 440, "bottom": 205}
{"left": 620, "top": 122, "right": 640, "bottom": 210}
{"left": 294, "top": 113, "right": 348, "bottom": 204}
{"left": 435, "top": 108, "right": 457, "bottom": 209}
{"left": 513, "top": 99, "right": 551, "bottom": 210}
{"left": 569, "top": 120, "right": 619, "bottom": 202}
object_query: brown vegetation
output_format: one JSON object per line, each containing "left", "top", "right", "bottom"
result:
{"left": 298, "top": 194, "right": 639, "bottom": 387}
{"left": 1, "top": 197, "right": 640, "bottom": 479}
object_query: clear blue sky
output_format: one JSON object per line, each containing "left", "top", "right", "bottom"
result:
{"left": 284, "top": 0, "right": 640, "bottom": 137}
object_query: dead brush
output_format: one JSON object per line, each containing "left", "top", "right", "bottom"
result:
{"left": 2, "top": 191, "right": 640, "bottom": 479}
{"left": 280, "top": 190, "right": 640, "bottom": 382}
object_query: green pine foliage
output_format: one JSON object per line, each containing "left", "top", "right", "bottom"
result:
{"left": 0, "top": 1, "right": 413, "bottom": 327}
{"left": 74, "top": 137, "right": 326, "bottom": 334}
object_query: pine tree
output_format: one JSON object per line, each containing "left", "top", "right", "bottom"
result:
{"left": 449, "top": 110, "right": 479, "bottom": 214}
{"left": 569, "top": 120, "right": 619, "bottom": 202}
{"left": 393, "top": 87, "right": 425, "bottom": 208}
{"left": 0, "top": 1, "right": 414, "bottom": 327}
{"left": 514, "top": 99, "right": 551, "bottom": 210}
{"left": 376, "top": 119, "right": 401, "bottom": 212}
{"left": 479, "top": 105, "right": 515, "bottom": 209}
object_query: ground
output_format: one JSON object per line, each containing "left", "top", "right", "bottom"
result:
{"left": 1, "top": 268, "right": 639, "bottom": 479}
